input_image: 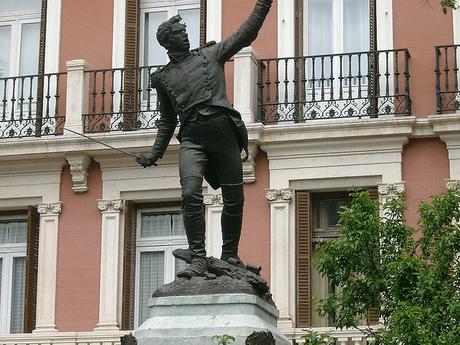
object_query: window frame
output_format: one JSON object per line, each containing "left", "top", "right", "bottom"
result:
{"left": 133, "top": 207, "right": 188, "bottom": 328}
{"left": 0, "top": 214, "right": 27, "bottom": 334}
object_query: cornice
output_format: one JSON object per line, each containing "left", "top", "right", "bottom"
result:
{"left": 97, "top": 199, "right": 123, "bottom": 212}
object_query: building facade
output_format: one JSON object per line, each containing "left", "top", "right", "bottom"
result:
{"left": 0, "top": 0, "right": 459, "bottom": 343}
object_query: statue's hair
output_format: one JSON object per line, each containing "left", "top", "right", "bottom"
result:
{"left": 156, "top": 15, "right": 183, "bottom": 49}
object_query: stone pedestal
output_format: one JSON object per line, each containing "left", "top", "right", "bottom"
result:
{"left": 134, "top": 293, "right": 290, "bottom": 345}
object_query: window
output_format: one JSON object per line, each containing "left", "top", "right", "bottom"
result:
{"left": 296, "top": 190, "right": 378, "bottom": 328}
{"left": 134, "top": 208, "right": 188, "bottom": 327}
{"left": 302, "top": 0, "right": 370, "bottom": 89}
{"left": 0, "top": 216, "right": 27, "bottom": 334}
{"left": 0, "top": 0, "right": 41, "bottom": 78}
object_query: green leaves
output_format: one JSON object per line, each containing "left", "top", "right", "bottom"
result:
{"left": 441, "top": 0, "right": 458, "bottom": 13}
{"left": 211, "top": 334, "right": 236, "bottom": 345}
{"left": 313, "top": 189, "right": 460, "bottom": 344}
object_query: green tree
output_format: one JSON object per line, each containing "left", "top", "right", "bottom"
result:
{"left": 313, "top": 189, "right": 460, "bottom": 345}
{"left": 441, "top": 0, "right": 457, "bottom": 13}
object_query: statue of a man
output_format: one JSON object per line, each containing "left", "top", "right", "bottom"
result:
{"left": 137, "top": 0, "right": 272, "bottom": 278}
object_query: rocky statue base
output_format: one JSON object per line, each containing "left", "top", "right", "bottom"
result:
{"left": 133, "top": 293, "right": 289, "bottom": 345}
{"left": 127, "top": 249, "right": 289, "bottom": 345}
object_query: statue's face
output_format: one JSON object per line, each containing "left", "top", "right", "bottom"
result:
{"left": 167, "top": 22, "right": 190, "bottom": 52}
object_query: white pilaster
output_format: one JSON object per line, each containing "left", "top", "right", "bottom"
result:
{"left": 206, "top": 0, "right": 222, "bottom": 42}
{"left": 266, "top": 188, "right": 294, "bottom": 332}
{"left": 44, "top": 0, "right": 62, "bottom": 74}
{"left": 204, "top": 192, "right": 223, "bottom": 258}
{"left": 233, "top": 47, "right": 259, "bottom": 124}
{"left": 95, "top": 199, "right": 123, "bottom": 331}
{"left": 65, "top": 59, "right": 88, "bottom": 135}
{"left": 378, "top": 182, "right": 405, "bottom": 219}
{"left": 34, "top": 202, "right": 62, "bottom": 333}
{"left": 112, "top": 0, "right": 126, "bottom": 68}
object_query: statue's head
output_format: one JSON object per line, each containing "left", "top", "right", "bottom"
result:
{"left": 156, "top": 15, "right": 190, "bottom": 52}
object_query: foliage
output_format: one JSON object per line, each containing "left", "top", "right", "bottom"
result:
{"left": 298, "top": 330, "right": 333, "bottom": 345}
{"left": 440, "top": 0, "right": 457, "bottom": 13}
{"left": 211, "top": 334, "right": 236, "bottom": 345}
{"left": 312, "top": 189, "right": 460, "bottom": 345}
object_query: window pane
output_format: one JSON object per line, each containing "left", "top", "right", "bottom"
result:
{"left": 10, "top": 257, "right": 26, "bottom": 333}
{"left": 144, "top": 11, "right": 168, "bottom": 66}
{"left": 344, "top": 0, "right": 370, "bottom": 53}
{"left": 0, "top": 258, "right": 2, "bottom": 308}
{"left": 20, "top": 23, "right": 40, "bottom": 76}
{"left": 0, "top": 26, "right": 11, "bottom": 78}
{"left": 178, "top": 8, "right": 200, "bottom": 50}
{"left": 307, "top": 0, "right": 332, "bottom": 55}
{"left": 171, "top": 214, "right": 185, "bottom": 236}
{"left": 141, "top": 213, "right": 172, "bottom": 237}
{"left": 7, "top": 221, "right": 27, "bottom": 243}
{"left": 138, "top": 251, "right": 164, "bottom": 325}
{"left": 0, "top": 223, "right": 8, "bottom": 244}
{"left": 0, "top": 0, "right": 41, "bottom": 12}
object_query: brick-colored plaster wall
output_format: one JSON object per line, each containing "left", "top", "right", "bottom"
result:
{"left": 240, "top": 151, "right": 271, "bottom": 282}
{"left": 402, "top": 138, "right": 449, "bottom": 230}
{"left": 392, "top": 0, "right": 454, "bottom": 116}
{"left": 222, "top": 0, "right": 277, "bottom": 104}
{"left": 59, "top": 0, "right": 114, "bottom": 71}
{"left": 56, "top": 161, "right": 102, "bottom": 331}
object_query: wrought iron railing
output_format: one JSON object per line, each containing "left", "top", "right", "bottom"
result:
{"left": 83, "top": 65, "right": 163, "bottom": 133}
{"left": 435, "top": 44, "right": 460, "bottom": 113}
{"left": 0, "top": 72, "right": 66, "bottom": 139}
{"left": 257, "top": 49, "right": 411, "bottom": 123}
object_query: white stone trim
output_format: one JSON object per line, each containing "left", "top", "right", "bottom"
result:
{"left": 266, "top": 188, "right": 294, "bottom": 332}
{"left": 44, "top": 0, "right": 62, "bottom": 74}
{"left": 206, "top": 0, "right": 222, "bottom": 42}
{"left": 204, "top": 192, "right": 223, "bottom": 258}
{"left": 447, "top": 179, "right": 460, "bottom": 191}
{"left": 34, "top": 202, "right": 62, "bottom": 333}
{"left": 112, "top": 0, "right": 126, "bottom": 68}
{"left": 95, "top": 199, "right": 123, "bottom": 331}
{"left": 377, "top": 0, "right": 394, "bottom": 51}
{"left": 454, "top": 6, "right": 460, "bottom": 45}
{"left": 65, "top": 59, "right": 89, "bottom": 135}
{"left": 277, "top": 0, "right": 295, "bottom": 59}
{"left": 66, "top": 153, "right": 92, "bottom": 193}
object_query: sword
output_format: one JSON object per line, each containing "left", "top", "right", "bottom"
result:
{"left": 64, "top": 127, "right": 142, "bottom": 159}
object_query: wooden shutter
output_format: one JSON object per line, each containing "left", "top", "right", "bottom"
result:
{"left": 296, "top": 191, "right": 311, "bottom": 327}
{"left": 123, "top": 0, "right": 140, "bottom": 131}
{"left": 367, "top": 187, "right": 380, "bottom": 325}
{"left": 199, "top": 0, "right": 207, "bottom": 46}
{"left": 35, "top": 0, "right": 48, "bottom": 135}
{"left": 24, "top": 206, "right": 40, "bottom": 333}
{"left": 122, "top": 201, "right": 137, "bottom": 330}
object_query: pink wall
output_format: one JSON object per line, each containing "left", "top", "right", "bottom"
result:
{"left": 240, "top": 151, "right": 271, "bottom": 282}
{"left": 59, "top": 0, "right": 114, "bottom": 71}
{"left": 402, "top": 138, "right": 450, "bottom": 230}
{"left": 56, "top": 162, "right": 102, "bottom": 331}
{"left": 393, "top": 0, "right": 454, "bottom": 116}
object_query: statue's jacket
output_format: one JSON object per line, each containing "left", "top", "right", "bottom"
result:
{"left": 150, "top": 0, "right": 272, "bottom": 188}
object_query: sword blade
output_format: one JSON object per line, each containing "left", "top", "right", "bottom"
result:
{"left": 64, "top": 127, "right": 142, "bottom": 159}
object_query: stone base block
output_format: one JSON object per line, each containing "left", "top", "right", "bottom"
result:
{"left": 134, "top": 293, "right": 290, "bottom": 345}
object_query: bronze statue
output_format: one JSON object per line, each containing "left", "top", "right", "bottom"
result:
{"left": 137, "top": 0, "right": 272, "bottom": 278}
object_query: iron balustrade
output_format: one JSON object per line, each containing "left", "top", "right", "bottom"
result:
{"left": 0, "top": 72, "right": 66, "bottom": 139}
{"left": 257, "top": 49, "right": 411, "bottom": 123}
{"left": 83, "top": 65, "right": 164, "bottom": 133}
{"left": 435, "top": 44, "right": 460, "bottom": 113}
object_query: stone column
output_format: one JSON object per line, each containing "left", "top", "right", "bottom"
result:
{"left": 34, "top": 202, "right": 62, "bottom": 333}
{"left": 266, "top": 188, "right": 294, "bottom": 331}
{"left": 233, "top": 47, "right": 259, "bottom": 124}
{"left": 378, "top": 182, "right": 405, "bottom": 217}
{"left": 204, "top": 193, "right": 224, "bottom": 258}
{"left": 95, "top": 199, "right": 123, "bottom": 331}
{"left": 65, "top": 59, "right": 88, "bottom": 135}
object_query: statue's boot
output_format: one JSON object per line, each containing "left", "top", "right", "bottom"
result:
{"left": 177, "top": 179, "right": 208, "bottom": 278}
{"left": 220, "top": 183, "right": 244, "bottom": 267}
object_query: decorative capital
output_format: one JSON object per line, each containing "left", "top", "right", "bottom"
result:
{"left": 265, "top": 189, "right": 293, "bottom": 202}
{"left": 203, "top": 193, "right": 223, "bottom": 206}
{"left": 38, "top": 202, "right": 62, "bottom": 216}
{"left": 66, "top": 153, "right": 92, "bottom": 193}
{"left": 447, "top": 180, "right": 460, "bottom": 191}
{"left": 97, "top": 199, "right": 123, "bottom": 212}
{"left": 243, "top": 142, "right": 259, "bottom": 184}
{"left": 378, "top": 183, "right": 405, "bottom": 196}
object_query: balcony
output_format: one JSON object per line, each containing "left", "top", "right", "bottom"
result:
{"left": 435, "top": 44, "right": 460, "bottom": 113}
{"left": 0, "top": 73, "right": 66, "bottom": 139}
{"left": 258, "top": 49, "right": 411, "bottom": 123}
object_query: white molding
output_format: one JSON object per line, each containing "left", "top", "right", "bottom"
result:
{"left": 204, "top": 191, "right": 223, "bottom": 258}
{"left": 97, "top": 199, "right": 123, "bottom": 213}
{"left": 65, "top": 59, "right": 88, "bottom": 135}
{"left": 454, "top": 6, "right": 460, "bottom": 45}
{"left": 66, "top": 153, "right": 92, "bottom": 193}
{"left": 112, "top": 0, "right": 125, "bottom": 68}
{"left": 44, "top": 0, "right": 62, "bottom": 74}
{"left": 34, "top": 202, "right": 62, "bottom": 333}
{"left": 377, "top": 0, "right": 394, "bottom": 50}
{"left": 206, "top": 0, "right": 222, "bottom": 42}
{"left": 277, "top": 0, "right": 295, "bottom": 58}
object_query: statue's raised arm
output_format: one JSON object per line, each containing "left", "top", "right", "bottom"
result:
{"left": 213, "top": 0, "right": 273, "bottom": 63}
